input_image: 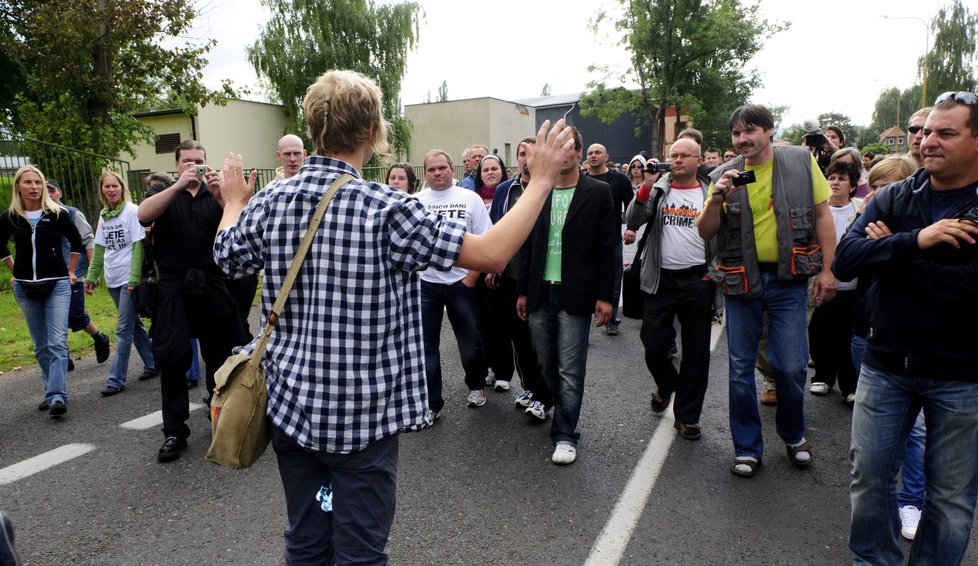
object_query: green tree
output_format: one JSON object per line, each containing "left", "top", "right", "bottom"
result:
{"left": 0, "top": 0, "right": 228, "bottom": 158}
{"left": 860, "top": 143, "right": 891, "bottom": 157}
{"left": 920, "top": 0, "right": 978, "bottom": 104}
{"left": 248, "top": 0, "right": 421, "bottom": 160}
{"left": 817, "top": 112, "right": 855, "bottom": 146}
{"left": 870, "top": 86, "right": 923, "bottom": 132}
{"left": 779, "top": 123, "right": 805, "bottom": 146}
{"left": 582, "top": 0, "right": 784, "bottom": 158}
{"left": 437, "top": 80, "right": 449, "bottom": 103}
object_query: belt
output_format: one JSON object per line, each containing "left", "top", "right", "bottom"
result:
{"left": 757, "top": 262, "right": 779, "bottom": 273}
{"left": 661, "top": 265, "right": 707, "bottom": 277}
{"left": 544, "top": 281, "right": 561, "bottom": 286}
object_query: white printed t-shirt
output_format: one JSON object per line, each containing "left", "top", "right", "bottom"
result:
{"left": 416, "top": 185, "right": 491, "bottom": 284}
{"left": 659, "top": 183, "right": 706, "bottom": 270}
{"left": 94, "top": 202, "right": 145, "bottom": 288}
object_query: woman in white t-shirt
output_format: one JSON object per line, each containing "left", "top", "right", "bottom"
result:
{"left": 84, "top": 171, "right": 156, "bottom": 396}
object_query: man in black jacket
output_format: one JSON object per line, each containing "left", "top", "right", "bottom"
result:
{"left": 517, "top": 127, "right": 617, "bottom": 465}
{"left": 836, "top": 91, "right": 978, "bottom": 565}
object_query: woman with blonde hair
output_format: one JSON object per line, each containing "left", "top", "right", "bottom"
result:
{"left": 85, "top": 170, "right": 156, "bottom": 396}
{"left": 0, "top": 165, "right": 83, "bottom": 416}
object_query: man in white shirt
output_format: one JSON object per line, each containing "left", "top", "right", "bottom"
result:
{"left": 417, "top": 150, "right": 493, "bottom": 417}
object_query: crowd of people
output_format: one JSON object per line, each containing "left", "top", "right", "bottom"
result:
{"left": 2, "top": 68, "right": 977, "bottom": 565}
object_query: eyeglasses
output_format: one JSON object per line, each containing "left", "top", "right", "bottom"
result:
{"left": 723, "top": 154, "right": 735, "bottom": 159}
{"left": 668, "top": 152, "right": 700, "bottom": 160}
{"left": 935, "top": 91, "right": 978, "bottom": 105}
{"left": 907, "top": 125, "right": 923, "bottom": 134}
{"left": 630, "top": 164, "right": 643, "bottom": 168}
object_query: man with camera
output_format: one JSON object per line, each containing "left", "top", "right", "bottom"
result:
{"left": 137, "top": 140, "right": 248, "bottom": 462}
{"left": 625, "top": 138, "right": 717, "bottom": 441}
{"left": 837, "top": 91, "right": 978, "bottom": 565}
{"left": 698, "top": 104, "right": 836, "bottom": 478}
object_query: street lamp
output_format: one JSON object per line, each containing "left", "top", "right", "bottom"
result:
{"left": 879, "top": 14, "right": 930, "bottom": 108}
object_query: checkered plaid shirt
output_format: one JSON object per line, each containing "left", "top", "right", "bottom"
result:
{"left": 214, "top": 157, "right": 466, "bottom": 453}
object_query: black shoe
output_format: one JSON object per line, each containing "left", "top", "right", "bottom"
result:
{"left": 674, "top": 421, "right": 702, "bottom": 441}
{"left": 38, "top": 400, "right": 49, "bottom": 412}
{"left": 48, "top": 400, "right": 67, "bottom": 417}
{"left": 138, "top": 369, "right": 161, "bottom": 381}
{"left": 650, "top": 390, "right": 672, "bottom": 413}
{"left": 67, "top": 358, "right": 75, "bottom": 372}
{"left": 100, "top": 386, "right": 124, "bottom": 397}
{"left": 186, "top": 379, "right": 199, "bottom": 390}
{"left": 157, "top": 436, "right": 188, "bottom": 463}
{"left": 94, "top": 332, "right": 110, "bottom": 363}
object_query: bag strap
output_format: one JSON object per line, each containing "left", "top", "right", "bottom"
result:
{"left": 249, "top": 173, "right": 354, "bottom": 363}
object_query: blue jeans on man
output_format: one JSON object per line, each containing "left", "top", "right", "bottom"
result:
{"left": 724, "top": 273, "right": 808, "bottom": 459}
{"left": 420, "top": 280, "right": 488, "bottom": 413}
{"left": 897, "top": 411, "right": 926, "bottom": 510}
{"left": 106, "top": 286, "right": 156, "bottom": 389}
{"left": 528, "top": 284, "right": 591, "bottom": 447}
{"left": 13, "top": 279, "right": 71, "bottom": 404}
{"left": 849, "top": 365, "right": 978, "bottom": 565}
{"left": 608, "top": 240, "right": 624, "bottom": 331}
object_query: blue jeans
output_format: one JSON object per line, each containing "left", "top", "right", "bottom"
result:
{"left": 528, "top": 284, "right": 591, "bottom": 446}
{"left": 421, "top": 280, "right": 488, "bottom": 413}
{"left": 187, "top": 339, "right": 201, "bottom": 381}
{"left": 849, "top": 365, "right": 978, "bottom": 565}
{"left": 851, "top": 335, "right": 867, "bottom": 375}
{"left": 13, "top": 279, "right": 71, "bottom": 404}
{"left": 725, "top": 273, "right": 809, "bottom": 459}
{"left": 898, "top": 411, "right": 926, "bottom": 509}
{"left": 106, "top": 286, "right": 155, "bottom": 388}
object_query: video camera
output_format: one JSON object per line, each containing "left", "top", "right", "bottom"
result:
{"left": 646, "top": 162, "right": 672, "bottom": 174}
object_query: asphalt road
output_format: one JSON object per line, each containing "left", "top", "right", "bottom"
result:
{"left": 1, "top": 309, "right": 976, "bottom": 565}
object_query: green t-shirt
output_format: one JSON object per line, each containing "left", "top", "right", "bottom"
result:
{"left": 543, "top": 186, "right": 576, "bottom": 282}
{"left": 710, "top": 153, "right": 830, "bottom": 263}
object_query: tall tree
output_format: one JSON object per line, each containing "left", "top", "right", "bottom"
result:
{"left": 817, "top": 112, "right": 855, "bottom": 146}
{"left": 248, "top": 0, "right": 421, "bottom": 159}
{"left": 581, "top": 0, "right": 784, "bottom": 158}
{"left": 0, "top": 0, "right": 228, "bottom": 157}
{"left": 437, "top": 80, "right": 449, "bottom": 103}
{"left": 919, "top": 0, "right": 978, "bottom": 101}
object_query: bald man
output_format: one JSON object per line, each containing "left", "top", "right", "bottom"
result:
{"left": 586, "top": 142, "right": 635, "bottom": 335}
{"left": 275, "top": 134, "right": 307, "bottom": 180}
{"left": 624, "top": 138, "right": 716, "bottom": 441}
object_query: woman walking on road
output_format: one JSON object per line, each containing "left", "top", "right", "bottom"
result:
{"left": 0, "top": 165, "right": 83, "bottom": 417}
{"left": 84, "top": 171, "right": 157, "bottom": 396}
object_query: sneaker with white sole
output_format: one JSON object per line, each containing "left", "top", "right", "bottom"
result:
{"left": 514, "top": 390, "right": 533, "bottom": 408}
{"left": 484, "top": 369, "right": 496, "bottom": 386}
{"left": 809, "top": 382, "right": 830, "bottom": 396}
{"left": 493, "top": 380, "right": 511, "bottom": 392}
{"left": 552, "top": 442, "right": 577, "bottom": 465}
{"left": 467, "top": 389, "right": 487, "bottom": 407}
{"left": 525, "top": 400, "right": 547, "bottom": 421}
{"left": 899, "top": 505, "right": 921, "bottom": 541}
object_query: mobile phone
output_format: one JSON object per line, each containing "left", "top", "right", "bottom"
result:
{"left": 732, "top": 170, "right": 756, "bottom": 187}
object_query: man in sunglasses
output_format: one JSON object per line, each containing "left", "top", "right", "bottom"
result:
{"left": 906, "top": 107, "right": 932, "bottom": 169}
{"left": 836, "top": 90, "right": 978, "bottom": 565}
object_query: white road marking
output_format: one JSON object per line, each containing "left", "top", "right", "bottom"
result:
{"left": 584, "top": 317, "right": 725, "bottom": 566}
{"left": 0, "top": 443, "right": 96, "bottom": 485}
{"left": 119, "top": 402, "right": 206, "bottom": 430}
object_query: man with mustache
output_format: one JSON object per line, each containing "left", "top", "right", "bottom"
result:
{"left": 698, "top": 104, "right": 836, "bottom": 478}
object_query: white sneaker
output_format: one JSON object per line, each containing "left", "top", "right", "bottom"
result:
{"left": 525, "top": 400, "right": 547, "bottom": 421}
{"left": 846, "top": 393, "right": 856, "bottom": 405}
{"left": 484, "top": 369, "right": 496, "bottom": 386}
{"left": 552, "top": 443, "right": 577, "bottom": 465}
{"left": 467, "top": 389, "right": 487, "bottom": 407}
{"left": 514, "top": 390, "right": 533, "bottom": 408}
{"left": 899, "top": 505, "right": 921, "bottom": 541}
{"left": 493, "top": 380, "right": 511, "bottom": 392}
{"left": 810, "top": 382, "right": 830, "bottom": 396}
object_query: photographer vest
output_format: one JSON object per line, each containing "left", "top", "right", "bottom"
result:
{"left": 707, "top": 145, "right": 820, "bottom": 298}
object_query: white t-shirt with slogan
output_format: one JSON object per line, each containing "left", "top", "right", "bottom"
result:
{"left": 94, "top": 202, "right": 145, "bottom": 288}
{"left": 417, "top": 185, "right": 491, "bottom": 284}
{"left": 659, "top": 184, "right": 706, "bottom": 270}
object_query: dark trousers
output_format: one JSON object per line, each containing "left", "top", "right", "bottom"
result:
{"left": 492, "top": 276, "right": 550, "bottom": 405}
{"left": 272, "top": 424, "right": 398, "bottom": 566}
{"left": 475, "top": 277, "right": 504, "bottom": 378}
{"left": 151, "top": 275, "right": 248, "bottom": 440}
{"left": 808, "top": 288, "right": 858, "bottom": 396}
{"left": 226, "top": 273, "right": 259, "bottom": 337}
{"left": 639, "top": 270, "right": 714, "bottom": 424}
{"left": 67, "top": 280, "right": 91, "bottom": 332}
{"left": 421, "top": 280, "right": 488, "bottom": 412}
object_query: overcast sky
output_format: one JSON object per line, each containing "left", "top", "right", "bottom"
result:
{"left": 192, "top": 0, "right": 974, "bottom": 129}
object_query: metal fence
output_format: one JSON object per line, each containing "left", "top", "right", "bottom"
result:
{"left": 0, "top": 134, "right": 133, "bottom": 224}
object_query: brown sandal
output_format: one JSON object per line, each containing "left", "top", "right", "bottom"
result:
{"left": 730, "top": 457, "right": 761, "bottom": 478}
{"left": 786, "top": 441, "right": 813, "bottom": 468}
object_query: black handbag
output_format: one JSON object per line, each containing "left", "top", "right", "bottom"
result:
{"left": 133, "top": 278, "right": 158, "bottom": 318}
{"left": 622, "top": 228, "right": 649, "bottom": 320}
{"left": 20, "top": 280, "right": 57, "bottom": 301}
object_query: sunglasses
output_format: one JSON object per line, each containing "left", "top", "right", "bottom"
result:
{"left": 935, "top": 91, "right": 978, "bottom": 105}
{"left": 907, "top": 125, "right": 923, "bottom": 134}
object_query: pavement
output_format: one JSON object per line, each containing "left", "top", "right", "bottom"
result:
{"left": 0, "top": 307, "right": 976, "bottom": 565}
